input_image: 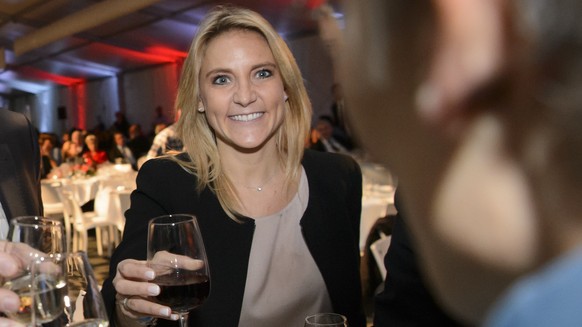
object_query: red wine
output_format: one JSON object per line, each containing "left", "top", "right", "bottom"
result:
{"left": 153, "top": 270, "right": 210, "bottom": 312}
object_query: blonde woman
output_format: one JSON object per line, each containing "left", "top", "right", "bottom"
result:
{"left": 102, "top": 6, "right": 365, "bottom": 327}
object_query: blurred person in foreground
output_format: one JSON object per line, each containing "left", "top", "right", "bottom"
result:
{"left": 102, "top": 6, "right": 365, "bottom": 326}
{"left": 334, "top": 0, "right": 582, "bottom": 326}
{"left": 0, "top": 109, "right": 43, "bottom": 325}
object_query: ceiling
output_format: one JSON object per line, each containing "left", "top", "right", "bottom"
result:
{"left": 0, "top": 0, "right": 342, "bottom": 98}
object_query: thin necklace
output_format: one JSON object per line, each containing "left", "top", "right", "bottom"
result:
{"left": 237, "top": 170, "right": 279, "bottom": 192}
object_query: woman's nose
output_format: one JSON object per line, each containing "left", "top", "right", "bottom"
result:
{"left": 233, "top": 80, "right": 257, "bottom": 107}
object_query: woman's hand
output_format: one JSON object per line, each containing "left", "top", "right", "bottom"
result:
{"left": 112, "top": 259, "right": 178, "bottom": 321}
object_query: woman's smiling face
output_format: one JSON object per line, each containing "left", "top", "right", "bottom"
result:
{"left": 199, "top": 29, "right": 287, "bottom": 152}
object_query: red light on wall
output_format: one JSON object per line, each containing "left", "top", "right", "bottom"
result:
{"left": 18, "top": 66, "right": 84, "bottom": 86}
{"left": 96, "top": 43, "right": 176, "bottom": 63}
{"left": 305, "top": 0, "right": 325, "bottom": 9}
{"left": 145, "top": 46, "right": 188, "bottom": 60}
{"left": 73, "top": 83, "right": 86, "bottom": 130}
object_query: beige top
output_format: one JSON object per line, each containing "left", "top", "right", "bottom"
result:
{"left": 238, "top": 167, "right": 333, "bottom": 327}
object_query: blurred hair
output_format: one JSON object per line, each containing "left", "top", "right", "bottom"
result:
{"left": 174, "top": 5, "right": 312, "bottom": 219}
{"left": 39, "top": 133, "right": 54, "bottom": 146}
{"left": 507, "top": 0, "right": 582, "bottom": 218}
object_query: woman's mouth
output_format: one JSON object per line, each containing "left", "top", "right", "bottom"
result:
{"left": 230, "top": 112, "right": 264, "bottom": 122}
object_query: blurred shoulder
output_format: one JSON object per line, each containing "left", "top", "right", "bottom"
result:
{"left": 0, "top": 110, "right": 29, "bottom": 128}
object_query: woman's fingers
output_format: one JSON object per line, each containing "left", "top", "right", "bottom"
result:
{"left": 116, "top": 259, "right": 155, "bottom": 281}
{"left": 149, "top": 251, "right": 205, "bottom": 271}
{"left": 117, "top": 279, "right": 160, "bottom": 297}
{"left": 113, "top": 259, "right": 158, "bottom": 296}
{"left": 119, "top": 296, "right": 178, "bottom": 320}
{"left": 113, "top": 259, "right": 176, "bottom": 319}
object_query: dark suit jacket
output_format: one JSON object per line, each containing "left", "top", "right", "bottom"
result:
{"left": 0, "top": 110, "right": 43, "bottom": 219}
{"left": 374, "top": 189, "right": 466, "bottom": 327}
{"left": 108, "top": 145, "right": 136, "bottom": 169}
{"left": 102, "top": 149, "right": 366, "bottom": 326}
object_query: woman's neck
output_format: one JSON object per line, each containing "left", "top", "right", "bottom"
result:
{"left": 219, "top": 142, "right": 282, "bottom": 187}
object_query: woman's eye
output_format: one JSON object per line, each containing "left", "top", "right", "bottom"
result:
{"left": 256, "top": 69, "right": 272, "bottom": 79}
{"left": 213, "top": 75, "right": 230, "bottom": 85}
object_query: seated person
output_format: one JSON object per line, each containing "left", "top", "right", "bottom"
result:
{"left": 309, "top": 115, "right": 353, "bottom": 153}
{"left": 108, "top": 131, "right": 137, "bottom": 169}
{"left": 82, "top": 134, "right": 108, "bottom": 167}
{"left": 39, "top": 133, "right": 58, "bottom": 179}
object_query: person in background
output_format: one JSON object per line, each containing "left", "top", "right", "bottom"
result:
{"left": 329, "top": 83, "right": 355, "bottom": 148}
{"left": 145, "top": 109, "right": 183, "bottom": 161}
{"left": 309, "top": 115, "right": 352, "bottom": 153}
{"left": 61, "top": 129, "right": 84, "bottom": 161}
{"left": 101, "top": 6, "right": 365, "bottom": 326}
{"left": 152, "top": 105, "right": 170, "bottom": 127}
{"left": 127, "top": 124, "right": 151, "bottom": 160}
{"left": 109, "top": 112, "right": 131, "bottom": 138}
{"left": 334, "top": 0, "right": 582, "bottom": 326}
{"left": 108, "top": 131, "right": 137, "bottom": 170}
{"left": 82, "top": 134, "right": 108, "bottom": 167}
{"left": 0, "top": 109, "right": 43, "bottom": 325}
{"left": 39, "top": 133, "right": 58, "bottom": 179}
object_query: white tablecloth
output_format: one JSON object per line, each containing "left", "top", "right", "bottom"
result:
{"left": 359, "top": 161, "right": 397, "bottom": 252}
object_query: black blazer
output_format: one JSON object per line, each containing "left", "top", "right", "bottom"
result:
{"left": 373, "top": 189, "right": 466, "bottom": 327}
{"left": 102, "top": 149, "right": 366, "bottom": 326}
{"left": 0, "top": 110, "right": 43, "bottom": 219}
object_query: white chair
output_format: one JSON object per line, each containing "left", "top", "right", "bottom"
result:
{"left": 370, "top": 233, "right": 392, "bottom": 280}
{"left": 60, "top": 190, "right": 116, "bottom": 257}
{"left": 93, "top": 186, "right": 131, "bottom": 255}
{"left": 360, "top": 199, "right": 389, "bottom": 252}
{"left": 41, "top": 181, "right": 74, "bottom": 252}
{"left": 41, "top": 181, "right": 64, "bottom": 216}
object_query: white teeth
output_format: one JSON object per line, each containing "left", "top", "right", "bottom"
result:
{"left": 230, "top": 112, "right": 263, "bottom": 122}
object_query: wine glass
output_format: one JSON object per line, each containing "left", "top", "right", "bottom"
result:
{"left": 46, "top": 251, "right": 109, "bottom": 327}
{"left": 147, "top": 214, "right": 210, "bottom": 327}
{"left": 2, "top": 216, "right": 67, "bottom": 326}
{"left": 304, "top": 313, "right": 348, "bottom": 327}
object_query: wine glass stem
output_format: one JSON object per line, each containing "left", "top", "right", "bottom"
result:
{"left": 179, "top": 312, "right": 189, "bottom": 327}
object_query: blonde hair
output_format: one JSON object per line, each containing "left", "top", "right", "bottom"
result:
{"left": 174, "top": 6, "right": 312, "bottom": 219}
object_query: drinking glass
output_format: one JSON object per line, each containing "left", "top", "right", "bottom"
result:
{"left": 304, "top": 313, "right": 348, "bottom": 327}
{"left": 46, "top": 251, "right": 109, "bottom": 327}
{"left": 2, "top": 216, "right": 67, "bottom": 326}
{"left": 147, "top": 214, "right": 210, "bottom": 327}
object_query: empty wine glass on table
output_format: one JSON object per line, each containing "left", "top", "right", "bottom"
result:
{"left": 304, "top": 313, "right": 348, "bottom": 327}
{"left": 2, "top": 216, "right": 67, "bottom": 326}
{"left": 45, "top": 251, "right": 109, "bottom": 327}
{"left": 147, "top": 214, "right": 210, "bottom": 327}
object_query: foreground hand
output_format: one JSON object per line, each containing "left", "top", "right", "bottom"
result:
{"left": 0, "top": 243, "right": 28, "bottom": 327}
{"left": 112, "top": 259, "right": 178, "bottom": 321}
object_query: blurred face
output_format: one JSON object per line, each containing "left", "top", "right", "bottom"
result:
{"left": 315, "top": 120, "right": 333, "bottom": 139}
{"left": 341, "top": 0, "right": 536, "bottom": 322}
{"left": 86, "top": 138, "right": 97, "bottom": 151}
{"left": 71, "top": 131, "right": 82, "bottom": 144}
{"left": 41, "top": 139, "right": 53, "bottom": 153}
{"left": 199, "top": 29, "right": 287, "bottom": 152}
{"left": 114, "top": 133, "right": 125, "bottom": 146}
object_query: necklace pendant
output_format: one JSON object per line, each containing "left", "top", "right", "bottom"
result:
{"left": 257, "top": 187, "right": 263, "bottom": 192}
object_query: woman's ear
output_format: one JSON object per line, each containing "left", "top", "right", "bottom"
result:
{"left": 417, "top": 0, "right": 507, "bottom": 133}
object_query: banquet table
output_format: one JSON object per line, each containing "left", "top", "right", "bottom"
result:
{"left": 42, "top": 163, "right": 137, "bottom": 256}
{"left": 359, "top": 161, "right": 397, "bottom": 252}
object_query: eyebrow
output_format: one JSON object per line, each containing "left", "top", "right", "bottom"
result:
{"left": 204, "top": 62, "right": 277, "bottom": 78}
